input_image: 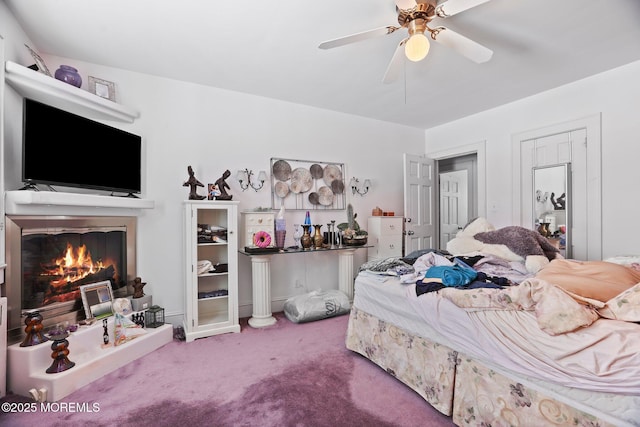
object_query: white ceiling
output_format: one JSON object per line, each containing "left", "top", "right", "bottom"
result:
{"left": 6, "top": 0, "right": 640, "bottom": 129}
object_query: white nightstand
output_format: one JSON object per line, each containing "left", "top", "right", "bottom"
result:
{"left": 367, "top": 216, "right": 404, "bottom": 261}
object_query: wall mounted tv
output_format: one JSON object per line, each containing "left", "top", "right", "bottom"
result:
{"left": 22, "top": 99, "right": 142, "bottom": 195}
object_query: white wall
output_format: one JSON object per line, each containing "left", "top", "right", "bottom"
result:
{"left": 4, "top": 2, "right": 640, "bottom": 324}
{"left": 0, "top": 5, "right": 425, "bottom": 322}
{"left": 424, "top": 60, "right": 640, "bottom": 259}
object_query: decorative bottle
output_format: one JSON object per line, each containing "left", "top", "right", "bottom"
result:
{"left": 293, "top": 224, "right": 302, "bottom": 248}
{"left": 301, "top": 224, "right": 312, "bottom": 250}
{"left": 275, "top": 206, "right": 287, "bottom": 249}
{"left": 304, "top": 211, "right": 313, "bottom": 234}
{"left": 102, "top": 318, "right": 109, "bottom": 345}
{"left": 313, "top": 224, "right": 324, "bottom": 249}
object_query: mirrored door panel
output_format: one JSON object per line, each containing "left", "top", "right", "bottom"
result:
{"left": 533, "top": 163, "right": 571, "bottom": 258}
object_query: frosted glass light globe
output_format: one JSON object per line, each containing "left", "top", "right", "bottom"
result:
{"left": 405, "top": 33, "right": 430, "bottom": 62}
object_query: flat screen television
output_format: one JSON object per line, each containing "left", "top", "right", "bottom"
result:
{"left": 22, "top": 99, "right": 142, "bottom": 195}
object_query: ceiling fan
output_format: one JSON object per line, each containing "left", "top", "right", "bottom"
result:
{"left": 319, "top": 0, "right": 493, "bottom": 83}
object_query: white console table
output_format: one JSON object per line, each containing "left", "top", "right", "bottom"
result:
{"left": 239, "top": 246, "right": 366, "bottom": 328}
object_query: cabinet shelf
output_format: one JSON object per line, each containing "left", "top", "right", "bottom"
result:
{"left": 198, "top": 295, "right": 229, "bottom": 302}
{"left": 197, "top": 242, "right": 228, "bottom": 247}
{"left": 5, "top": 61, "right": 139, "bottom": 123}
{"left": 197, "top": 272, "right": 229, "bottom": 278}
{"left": 198, "top": 311, "right": 231, "bottom": 325}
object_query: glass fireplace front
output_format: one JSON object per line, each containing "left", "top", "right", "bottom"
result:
{"left": 4, "top": 216, "right": 137, "bottom": 343}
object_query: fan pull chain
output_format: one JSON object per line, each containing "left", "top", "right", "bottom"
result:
{"left": 404, "top": 61, "right": 407, "bottom": 105}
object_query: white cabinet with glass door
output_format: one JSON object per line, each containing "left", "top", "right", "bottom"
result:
{"left": 183, "top": 200, "right": 240, "bottom": 342}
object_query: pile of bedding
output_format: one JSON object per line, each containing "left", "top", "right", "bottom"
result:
{"left": 356, "top": 217, "right": 640, "bottom": 394}
{"left": 445, "top": 217, "right": 561, "bottom": 273}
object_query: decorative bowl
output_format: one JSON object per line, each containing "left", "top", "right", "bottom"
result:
{"left": 343, "top": 236, "right": 367, "bottom": 246}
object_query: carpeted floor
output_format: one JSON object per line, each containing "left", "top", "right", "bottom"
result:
{"left": 1, "top": 312, "right": 455, "bottom": 427}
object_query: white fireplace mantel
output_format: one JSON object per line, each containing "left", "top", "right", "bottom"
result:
{"left": 4, "top": 190, "right": 154, "bottom": 216}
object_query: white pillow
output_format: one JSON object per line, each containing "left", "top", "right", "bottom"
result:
{"left": 458, "top": 217, "right": 495, "bottom": 237}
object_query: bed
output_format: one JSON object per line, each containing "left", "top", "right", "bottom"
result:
{"left": 346, "top": 218, "right": 640, "bottom": 427}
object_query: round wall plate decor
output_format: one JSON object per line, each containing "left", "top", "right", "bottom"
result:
{"left": 272, "top": 159, "right": 292, "bottom": 181}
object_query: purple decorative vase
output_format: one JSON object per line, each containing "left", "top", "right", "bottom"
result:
{"left": 54, "top": 65, "right": 82, "bottom": 88}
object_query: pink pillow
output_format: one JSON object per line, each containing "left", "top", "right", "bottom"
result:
{"left": 535, "top": 259, "right": 640, "bottom": 303}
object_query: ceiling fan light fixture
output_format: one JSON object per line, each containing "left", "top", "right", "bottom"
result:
{"left": 405, "top": 32, "right": 430, "bottom": 62}
{"left": 404, "top": 19, "right": 430, "bottom": 62}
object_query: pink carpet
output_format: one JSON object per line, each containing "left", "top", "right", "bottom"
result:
{"left": 1, "top": 312, "right": 455, "bottom": 426}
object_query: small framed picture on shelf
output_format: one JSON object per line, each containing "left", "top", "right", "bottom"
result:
{"left": 88, "top": 76, "right": 116, "bottom": 101}
{"left": 208, "top": 183, "right": 221, "bottom": 200}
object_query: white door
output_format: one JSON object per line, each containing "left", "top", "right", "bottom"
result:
{"left": 519, "top": 128, "right": 588, "bottom": 259}
{"left": 439, "top": 170, "right": 468, "bottom": 245}
{"left": 403, "top": 154, "right": 436, "bottom": 254}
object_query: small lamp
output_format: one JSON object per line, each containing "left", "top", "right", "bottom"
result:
{"left": 145, "top": 305, "right": 165, "bottom": 328}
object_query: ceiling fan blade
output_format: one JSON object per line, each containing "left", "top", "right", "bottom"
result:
{"left": 382, "top": 39, "right": 408, "bottom": 84}
{"left": 319, "top": 26, "right": 400, "bottom": 50}
{"left": 395, "top": 0, "right": 417, "bottom": 10}
{"left": 432, "top": 27, "right": 493, "bottom": 63}
{"left": 436, "top": 0, "right": 491, "bottom": 17}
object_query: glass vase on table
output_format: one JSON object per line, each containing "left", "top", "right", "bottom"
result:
{"left": 293, "top": 224, "right": 302, "bottom": 249}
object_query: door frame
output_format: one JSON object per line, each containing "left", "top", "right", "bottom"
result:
{"left": 427, "top": 141, "right": 487, "bottom": 247}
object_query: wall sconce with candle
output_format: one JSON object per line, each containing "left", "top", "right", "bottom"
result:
{"left": 237, "top": 168, "right": 267, "bottom": 191}
{"left": 350, "top": 177, "right": 371, "bottom": 196}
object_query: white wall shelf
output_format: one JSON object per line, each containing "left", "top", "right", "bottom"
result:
{"left": 4, "top": 61, "right": 139, "bottom": 123}
{"left": 5, "top": 190, "right": 154, "bottom": 215}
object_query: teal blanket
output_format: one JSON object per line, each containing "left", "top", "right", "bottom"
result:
{"left": 424, "top": 263, "right": 477, "bottom": 287}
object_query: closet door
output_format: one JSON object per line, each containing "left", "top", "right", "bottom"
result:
{"left": 517, "top": 126, "right": 592, "bottom": 260}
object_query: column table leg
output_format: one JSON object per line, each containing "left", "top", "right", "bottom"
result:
{"left": 248, "top": 255, "right": 277, "bottom": 328}
{"left": 338, "top": 248, "right": 356, "bottom": 301}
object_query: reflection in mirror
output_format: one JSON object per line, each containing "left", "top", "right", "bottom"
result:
{"left": 533, "top": 163, "right": 571, "bottom": 258}
{"left": 80, "top": 280, "right": 115, "bottom": 320}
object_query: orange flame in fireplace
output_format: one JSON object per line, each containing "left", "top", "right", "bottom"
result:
{"left": 39, "top": 243, "right": 118, "bottom": 305}
{"left": 49, "top": 243, "right": 108, "bottom": 286}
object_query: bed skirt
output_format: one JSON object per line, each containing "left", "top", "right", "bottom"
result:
{"left": 345, "top": 306, "right": 458, "bottom": 416}
{"left": 346, "top": 306, "right": 618, "bottom": 427}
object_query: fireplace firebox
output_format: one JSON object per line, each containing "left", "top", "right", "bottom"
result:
{"left": 4, "top": 216, "right": 137, "bottom": 343}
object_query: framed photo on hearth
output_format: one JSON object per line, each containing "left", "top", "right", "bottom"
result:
{"left": 80, "top": 280, "right": 115, "bottom": 320}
